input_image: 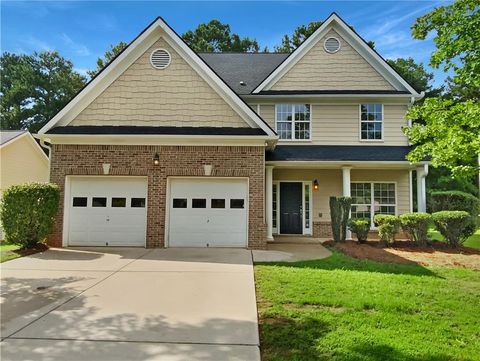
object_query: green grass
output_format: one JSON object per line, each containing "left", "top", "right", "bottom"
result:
{"left": 255, "top": 251, "right": 480, "bottom": 361}
{"left": 0, "top": 241, "right": 22, "bottom": 263}
{"left": 428, "top": 227, "right": 480, "bottom": 250}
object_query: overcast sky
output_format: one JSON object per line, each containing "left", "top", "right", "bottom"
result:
{"left": 1, "top": 0, "right": 453, "bottom": 86}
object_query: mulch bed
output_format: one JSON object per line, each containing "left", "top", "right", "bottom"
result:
{"left": 325, "top": 240, "right": 480, "bottom": 269}
{"left": 12, "top": 243, "right": 49, "bottom": 257}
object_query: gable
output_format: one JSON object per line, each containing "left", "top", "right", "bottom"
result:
{"left": 71, "top": 37, "right": 250, "bottom": 128}
{"left": 270, "top": 29, "right": 395, "bottom": 91}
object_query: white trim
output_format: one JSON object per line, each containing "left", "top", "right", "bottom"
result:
{"left": 149, "top": 48, "right": 171, "bottom": 69}
{"left": 38, "top": 17, "right": 276, "bottom": 137}
{"left": 408, "top": 169, "right": 413, "bottom": 213}
{"left": 274, "top": 103, "right": 312, "bottom": 141}
{"left": 252, "top": 13, "right": 421, "bottom": 97}
{"left": 358, "top": 103, "right": 384, "bottom": 142}
{"left": 323, "top": 36, "right": 341, "bottom": 54}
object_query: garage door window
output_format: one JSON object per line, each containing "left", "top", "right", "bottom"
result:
{"left": 230, "top": 199, "right": 245, "bottom": 209}
{"left": 211, "top": 199, "right": 225, "bottom": 208}
{"left": 112, "top": 197, "right": 126, "bottom": 207}
{"left": 92, "top": 197, "right": 107, "bottom": 207}
{"left": 72, "top": 197, "right": 88, "bottom": 207}
{"left": 192, "top": 199, "right": 207, "bottom": 208}
{"left": 172, "top": 198, "right": 187, "bottom": 208}
{"left": 131, "top": 198, "right": 146, "bottom": 208}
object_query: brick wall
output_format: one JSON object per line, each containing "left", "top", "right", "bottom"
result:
{"left": 49, "top": 144, "right": 267, "bottom": 249}
{"left": 313, "top": 221, "right": 332, "bottom": 238}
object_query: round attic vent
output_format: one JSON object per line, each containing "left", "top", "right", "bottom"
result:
{"left": 150, "top": 49, "right": 171, "bottom": 69}
{"left": 324, "top": 37, "right": 341, "bottom": 53}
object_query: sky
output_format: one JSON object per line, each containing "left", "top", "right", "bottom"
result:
{"left": 1, "top": 0, "right": 453, "bottom": 87}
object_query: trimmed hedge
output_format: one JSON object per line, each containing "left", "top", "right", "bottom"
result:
{"left": 348, "top": 218, "right": 370, "bottom": 243}
{"left": 399, "top": 212, "right": 431, "bottom": 245}
{"left": 330, "top": 196, "right": 352, "bottom": 242}
{"left": 0, "top": 183, "right": 59, "bottom": 248}
{"left": 432, "top": 211, "right": 471, "bottom": 248}
{"left": 374, "top": 214, "right": 400, "bottom": 246}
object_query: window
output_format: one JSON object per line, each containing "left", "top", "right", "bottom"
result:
{"left": 276, "top": 104, "right": 310, "bottom": 140}
{"left": 351, "top": 182, "right": 396, "bottom": 225}
{"left": 92, "top": 197, "right": 107, "bottom": 207}
{"left": 304, "top": 184, "right": 310, "bottom": 229}
{"left": 192, "top": 199, "right": 206, "bottom": 208}
{"left": 131, "top": 198, "right": 146, "bottom": 208}
{"left": 72, "top": 197, "right": 87, "bottom": 207}
{"left": 172, "top": 198, "right": 187, "bottom": 208}
{"left": 112, "top": 197, "right": 126, "bottom": 207}
{"left": 360, "top": 104, "right": 383, "bottom": 140}
{"left": 211, "top": 199, "right": 225, "bottom": 209}
{"left": 272, "top": 184, "right": 277, "bottom": 229}
{"left": 230, "top": 199, "right": 245, "bottom": 209}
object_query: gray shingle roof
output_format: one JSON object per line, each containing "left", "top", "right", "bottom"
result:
{"left": 199, "top": 53, "right": 289, "bottom": 94}
{"left": 0, "top": 130, "right": 26, "bottom": 145}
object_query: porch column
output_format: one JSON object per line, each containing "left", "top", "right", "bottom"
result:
{"left": 342, "top": 166, "right": 352, "bottom": 239}
{"left": 265, "top": 166, "right": 274, "bottom": 240}
{"left": 416, "top": 164, "right": 428, "bottom": 212}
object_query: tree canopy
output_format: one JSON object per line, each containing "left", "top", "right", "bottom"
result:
{"left": 88, "top": 41, "right": 128, "bottom": 78}
{"left": 182, "top": 20, "right": 259, "bottom": 52}
{"left": 0, "top": 51, "right": 86, "bottom": 132}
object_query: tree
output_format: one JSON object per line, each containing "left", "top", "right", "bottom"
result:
{"left": 182, "top": 20, "right": 259, "bottom": 52}
{"left": 0, "top": 51, "right": 86, "bottom": 132}
{"left": 88, "top": 41, "right": 128, "bottom": 78}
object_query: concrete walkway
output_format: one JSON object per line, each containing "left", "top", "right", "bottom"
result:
{"left": 253, "top": 243, "right": 332, "bottom": 263}
{"left": 1, "top": 247, "right": 259, "bottom": 361}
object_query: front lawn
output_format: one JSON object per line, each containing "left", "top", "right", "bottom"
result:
{"left": 429, "top": 227, "right": 480, "bottom": 250}
{"left": 255, "top": 251, "right": 480, "bottom": 361}
{"left": 0, "top": 241, "right": 22, "bottom": 263}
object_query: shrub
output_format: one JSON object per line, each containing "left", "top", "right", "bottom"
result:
{"left": 399, "top": 213, "right": 431, "bottom": 245}
{"left": 430, "top": 190, "right": 479, "bottom": 240}
{"left": 348, "top": 218, "right": 370, "bottom": 243}
{"left": 330, "top": 196, "right": 353, "bottom": 242}
{"left": 432, "top": 211, "right": 471, "bottom": 248}
{"left": 0, "top": 183, "right": 59, "bottom": 248}
{"left": 374, "top": 214, "right": 400, "bottom": 246}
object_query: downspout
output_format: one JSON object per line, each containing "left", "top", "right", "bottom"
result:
{"left": 39, "top": 138, "right": 52, "bottom": 182}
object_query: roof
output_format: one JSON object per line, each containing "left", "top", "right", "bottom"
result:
{"left": 266, "top": 145, "right": 413, "bottom": 162}
{"left": 199, "top": 53, "right": 289, "bottom": 95}
{"left": 47, "top": 126, "right": 267, "bottom": 136}
{"left": 0, "top": 130, "right": 27, "bottom": 146}
{"left": 255, "top": 90, "right": 411, "bottom": 96}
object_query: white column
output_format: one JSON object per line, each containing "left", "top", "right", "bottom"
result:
{"left": 265, "top": 166, "right": 274, "bottom": 240}
{"left": 408, "top": 169, "right": 413, "bottom": 212}
{"left": 416, "top": 164, "right": 428, "bottom": 212}
{"left": 342, "top": 167, "right": 352, "bottom": 239}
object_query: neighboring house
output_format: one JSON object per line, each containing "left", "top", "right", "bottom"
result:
{"left": 36, "top": 13, "right": 428, "bottom": 249}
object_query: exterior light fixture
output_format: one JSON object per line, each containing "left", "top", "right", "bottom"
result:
{"left": 313, "top": 179, "right": 319, "bottom": 191}
{"left": 153, "top": 153, "right": 160, "bottom": 166}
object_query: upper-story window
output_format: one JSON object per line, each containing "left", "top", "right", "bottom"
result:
{"left": 276, "top": 104, "right": 311, "bottom": 140}
{"left": 360, "top": 104, "right": 383, "bottom": 141}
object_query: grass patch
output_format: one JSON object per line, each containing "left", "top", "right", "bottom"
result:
{"left": 429, "top": 227, "right": 480, "bottom": 250}
{"left": 255, "top": 251, "right": 480, "bottom": 361}
{"left": 0, "top": 241, "right": 23, "bottom": 263}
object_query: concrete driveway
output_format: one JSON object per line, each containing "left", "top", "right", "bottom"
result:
{"left": 0, "top": 247, "right": 259, "bottom": 361}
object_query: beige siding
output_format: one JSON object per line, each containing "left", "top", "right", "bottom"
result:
{"left": 272, "top": 168, "right": 410, "bottom": 222}
{"left": 0, "top": 136, "right": 49, "bottom": 193}
{"left": 259, "top": 104, "right": 409, "bottom": 145}
{"left": 72, "top": 37, "right": 249, "bottom": 127}
{"left": 270, "top": 29, "right": 395, "bottom": 91}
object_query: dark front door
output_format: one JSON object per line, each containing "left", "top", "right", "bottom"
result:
{"left": 280, "top": 182, "right": 303, "bottom": 234}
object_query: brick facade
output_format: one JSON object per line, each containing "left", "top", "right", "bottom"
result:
{"left": 49, "top": 144, "right": 267, "bottom": 249}
{"left": 313, "top": 221, "right": 333, "bottom": 238}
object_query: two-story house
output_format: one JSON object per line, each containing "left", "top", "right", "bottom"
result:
{"left": 36, "top": 13, "right": 428, "bottom": 249}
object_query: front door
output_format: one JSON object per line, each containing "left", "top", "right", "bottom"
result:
{"left": 280, "top": 182, "right": 303, "bottom": 234}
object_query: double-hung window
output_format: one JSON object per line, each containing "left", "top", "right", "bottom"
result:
{"left": 351, "top": 182, "right": 396, "bottom": 226}
{"left": 360, "top": 104, "right": 383, "bottom": 140}
{"left": 276, "top": 104, "right": 311, "bottom": 140}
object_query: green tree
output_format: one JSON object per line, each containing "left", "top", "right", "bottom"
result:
{"left": 87, "top": 41, "right": 128, "bottom": 78}
{"left": 0, "top": 51, "right": 86, "bottom": 132}
{"left": 182, "top": 20, "right": 259, "bottom": 52}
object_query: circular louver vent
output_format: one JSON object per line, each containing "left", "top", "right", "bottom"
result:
{"left": 324, "top": 37, "right": 341, "bottom": 53}
{"left": 150, "top": 49, "right": 171, "bottom": 69}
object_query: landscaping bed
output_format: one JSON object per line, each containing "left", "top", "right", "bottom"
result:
{"left": 0, "top": 242, "right": 48, "bottom": 263}
{"left": 326, "top": 240, "right": 480, "bottom": 269}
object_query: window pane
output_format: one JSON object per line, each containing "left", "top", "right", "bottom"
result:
{"left": 360, "top": 104, "right": 383, "bottom": 140}
{"left": 92, "top": 197, "right": 107, "bottom": 207}
{"left": 374, "top": 183, "right": 395, "bottom": 204}
{"left": 295, "top": 121, "right": 310, "bottom": 140}
{"left": 211, "top": 199, "right": 225, "bottom": 209}
{"left": 131, "top": 198, "right": 146, "bottom": 208}
{"left": 230, "top": 199, "right": 245, "bottom": 209}
{"left": 192, "top": 199, "right": 206, "bottom": 208}
{"left": 304, "top": 184, "right": 310, "bottom": 229}
{"left": 351, "top": 204, "right": 371, "bottom": 219}
{"left": 73, "top": 197, "right": 87, "bottom": 207}
{"left": 277, "top": 121, "right": 292, "bottom": 139}
{"left": 112, "top": 197, "right": 126, "bottom": 207}
{"left": 351, "top": 183, "right": 371, "bottom": 204}
{"left": 172, "top": 198, "right": 187, "bottom": 208}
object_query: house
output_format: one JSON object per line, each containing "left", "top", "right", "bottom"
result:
{"left": 36, "top": 13, "right": 428, "bottom": 249}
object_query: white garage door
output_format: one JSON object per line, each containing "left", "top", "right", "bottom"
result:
{"left": 67, "top": 177, "right": 147, "bottom": 247}
{"left": 168, "top": 178, "right": 248, "bottom": 247}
